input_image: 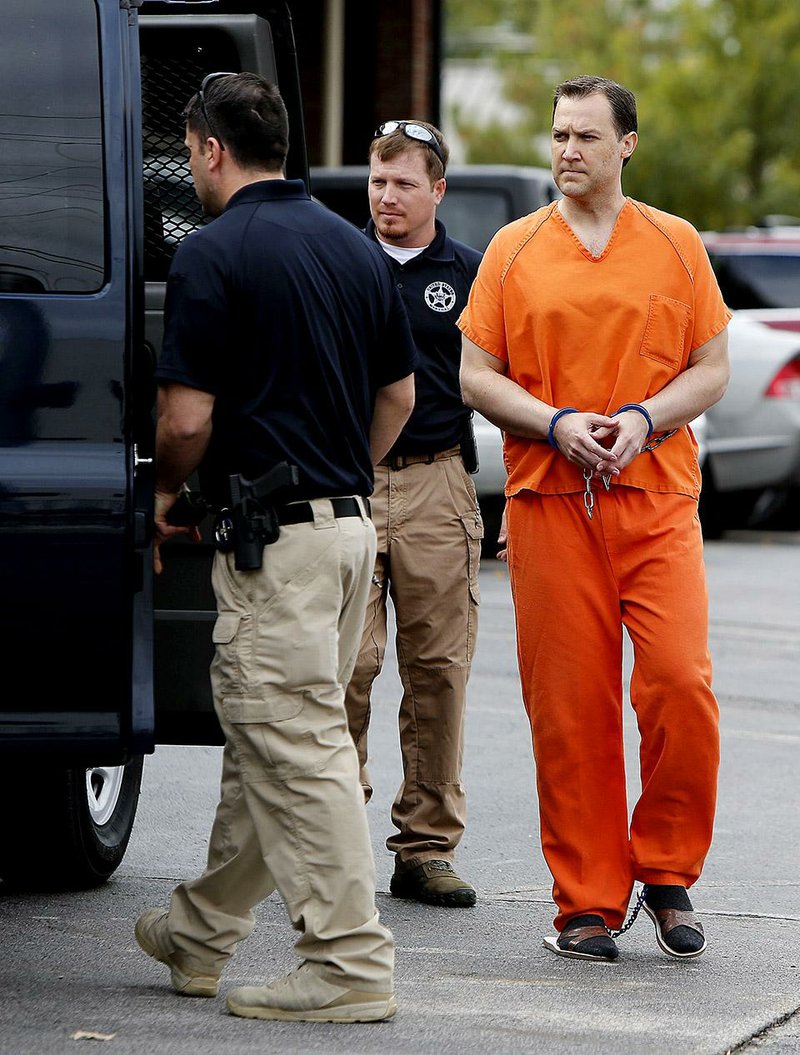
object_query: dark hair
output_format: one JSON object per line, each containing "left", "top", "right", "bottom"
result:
{"left": 369, "top": 120, "right": 448, "bottom": 182}
{"left": 183, "top": 72, "right": 289, "bottom": 171}
{"left": 553, "top": 76, "right": 637, "bottom": 166}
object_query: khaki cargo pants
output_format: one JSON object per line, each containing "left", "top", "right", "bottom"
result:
{"left": 344, "top": 452, "right": 483, "bottom": 868}
{"left": 166, "top": 498, "right": 394, "bottom": 990}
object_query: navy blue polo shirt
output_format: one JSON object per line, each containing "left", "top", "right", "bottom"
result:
{"left": 157, "top": 179, "right": 417, "bottom": 503}
{"left": 366, "top": 218, "right": 482, "bottom": 455}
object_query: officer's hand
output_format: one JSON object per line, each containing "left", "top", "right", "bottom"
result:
{"left": 605, "top": 410, "right": 651, "bottom": 470}
{"left": 497, "top": 503, "right": 509, "bottom": 563}
{"left": 551, "top": 412, "right": 621, "bottom": 476}
{"left": 153, "top": 488, "right": 201, "bottom": 575}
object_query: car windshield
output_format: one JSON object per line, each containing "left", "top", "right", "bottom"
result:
{"left": 709, "top": 252, "right": 800, "bottom": 309}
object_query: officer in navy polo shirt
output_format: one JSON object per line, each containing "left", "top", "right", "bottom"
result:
{"left": 344, "top": 120, "right": 483, "bottom": 908}
{"left": 134, "top": 74, "right": 416, "bottom": 1024}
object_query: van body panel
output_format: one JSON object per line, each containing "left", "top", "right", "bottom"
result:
{"left": 0, "top": 0, "right": 148, "bottom": 762}
{"left": 0, "top": 1, "right": 305, "bottom": 759}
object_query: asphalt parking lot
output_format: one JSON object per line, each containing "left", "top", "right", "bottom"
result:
{"left": 1, "top": 532, "right": 798, "bottom": 1054}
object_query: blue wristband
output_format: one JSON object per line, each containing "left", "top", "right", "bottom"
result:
{"left": 547, "top": 407, "right": 579, "bottom": 449}
{"left": 614, "top": 402, "right": 654, "bottom": 439}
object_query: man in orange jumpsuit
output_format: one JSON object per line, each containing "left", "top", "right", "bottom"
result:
{"left": 458, "top": 76, "right": 730, "bottom": 962}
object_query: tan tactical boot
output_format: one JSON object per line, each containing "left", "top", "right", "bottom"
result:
{"left": 226, "top": 962, "right": 397, "bottom": 1023}
{"left": 134, "top": 909, "right": 219, "bottom": 997}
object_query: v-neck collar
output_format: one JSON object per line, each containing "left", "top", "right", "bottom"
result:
{"left": 553, "top": 198, "right": 631, "bottom": 262}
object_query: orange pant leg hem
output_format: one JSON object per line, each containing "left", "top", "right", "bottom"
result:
{"left": 636, "top": 870, "right": 698, "bottom": 888}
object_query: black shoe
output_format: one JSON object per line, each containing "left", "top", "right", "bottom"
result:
{"left": 543, "top": 914, "right": 619, "bottom": 962}
{"left": 644, "top": 885, "right": 706, "bottom": 959}
{"left": 389, "top": 860, "right": 477, "bottom": 907}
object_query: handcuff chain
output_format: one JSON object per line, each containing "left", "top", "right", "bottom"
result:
{"left": 581, "top": 428, "right": 677, "bottom": 519}
{"left": 640, "top": 429, "right": 678, "bottom": 453}
{"left": 607, "top": 884, "right": 649, "bottom": 939}
{"left": 582, "top": 468, "right": 594, "bottom": 519}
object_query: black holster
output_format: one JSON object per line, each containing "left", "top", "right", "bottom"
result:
{"left": 224, "top": 462, "right": 299, "bottom": 571}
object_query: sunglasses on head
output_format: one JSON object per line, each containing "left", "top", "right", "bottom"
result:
{"left": 197, "top": 71, "right": 237, "bottom": 149}
{"left": 373, "top": 121, "right": 445, "bottom": 169}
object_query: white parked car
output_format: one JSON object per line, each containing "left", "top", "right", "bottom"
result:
{"left": 472, "top": 309, "right": 800, "bottom": 547}
{"left": 700, "top": 312, "right": 800, "bottom": 536}
{"left": 699, "top": 228, "right": 800, "bottom": 533}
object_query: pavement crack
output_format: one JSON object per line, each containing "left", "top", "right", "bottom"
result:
{"left": 710, "top": 910, "right": 800, "bottom": 923}
{"left": 723, "top": 1003, "right": 800, "bottom": 1053}
{"left": 483, "top": 896, "right": 800, "bottom": 925}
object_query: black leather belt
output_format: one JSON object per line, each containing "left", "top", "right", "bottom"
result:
{"left": 275, "top": 497, "right": 368, "bottom": 526}
{"left": 381, "top": 446, "right": 462, "bottom": 471}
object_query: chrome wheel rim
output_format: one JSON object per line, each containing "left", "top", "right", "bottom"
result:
{"left": 85, "top": 766, "right": 125, "bottom": 827}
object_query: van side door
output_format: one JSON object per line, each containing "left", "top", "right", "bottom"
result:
{"left": 0, "top": 0, "right": 151, "bottom": 762}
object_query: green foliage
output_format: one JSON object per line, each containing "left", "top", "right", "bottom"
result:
{"left": 447, "top": 0, "right": 800, "bottom": 229}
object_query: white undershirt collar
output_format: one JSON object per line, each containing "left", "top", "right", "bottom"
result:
{"left": 376, "top": 236, "right": 429, "bottom": 264}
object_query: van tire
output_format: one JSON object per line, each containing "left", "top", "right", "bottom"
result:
{"left": 0, "top": 757, "right": 143, "bottom": 890}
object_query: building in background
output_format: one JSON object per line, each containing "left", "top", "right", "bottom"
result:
{"left": 290, "top": 1, "right": 442, "bottom": 167}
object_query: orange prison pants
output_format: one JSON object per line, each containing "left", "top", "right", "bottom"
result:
{"left": 506, "top": 486, "right": 719, "bottom": 932}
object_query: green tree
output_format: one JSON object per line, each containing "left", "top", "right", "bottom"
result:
{"left": 448, "top": 0, "right": 800, "bottom": 229}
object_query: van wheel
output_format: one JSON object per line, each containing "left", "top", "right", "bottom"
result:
{"left": 0, "top": 757, "right": 143, "bottom": 890}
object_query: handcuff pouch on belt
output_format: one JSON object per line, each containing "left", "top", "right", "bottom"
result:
{"left": 215, "top": 462, "right": 299, "bottom": 571}
{"left": 460, "top": 411, "right": 479, "bottom": 474}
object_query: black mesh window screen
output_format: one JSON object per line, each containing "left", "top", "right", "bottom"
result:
{"left": 140, "top": 29, "right": 241, "bottom": 280}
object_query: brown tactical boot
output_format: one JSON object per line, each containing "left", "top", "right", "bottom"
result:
{"left": 389, "top": 859, "right": 476, "bottom": 907}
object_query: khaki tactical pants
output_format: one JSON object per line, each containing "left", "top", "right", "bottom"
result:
{"left": 345, "top": 453, "right": 483, "bottom": 868}
{"left": 166, "top": 498, "right": 394, "bottom": 990}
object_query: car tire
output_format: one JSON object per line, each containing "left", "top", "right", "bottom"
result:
{"left": 747, "top": 486, "right": 800, "bottom": 531}
{"left": 478, "top": 495, "right": 505, "bottom": 559}
{"left": 0, "top": 756, "right": 143, "bottom": 890}
{"left": 698, "top": 471, "right": 726, "bottom": 540}
{"left": 700, "top": 469, "right": 762, "bottom": 538}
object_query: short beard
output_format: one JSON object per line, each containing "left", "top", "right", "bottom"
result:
{"left": 376, "top": 218, "right": 407, "bottom": 243}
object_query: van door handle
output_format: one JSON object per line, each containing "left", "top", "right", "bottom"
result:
{"left": 134, "top": 444, "right": 154, "bottom": 471}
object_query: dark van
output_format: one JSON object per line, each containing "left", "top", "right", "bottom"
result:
{"left": 0, "top": 0, "right": 306, "bottom": 889}
{"left": 310, "top": 164, "right": 559, "bottom": 251}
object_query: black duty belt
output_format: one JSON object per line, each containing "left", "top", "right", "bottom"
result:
{"left": 381, "top": 446, "right": 462, "bottom": 471}
{"left": 275, "top": 497, "right": 368, "bottom": 525}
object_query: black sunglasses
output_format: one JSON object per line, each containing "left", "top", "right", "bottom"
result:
{"left": 198, "top": 71, "right": 237, "bottom": 149}
{"left": 374, "top": 120, "right": 445, "bottom": 169}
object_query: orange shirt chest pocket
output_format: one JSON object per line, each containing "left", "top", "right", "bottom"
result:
{"left": 638, "top": 294, "right": 692, "bottom": 373}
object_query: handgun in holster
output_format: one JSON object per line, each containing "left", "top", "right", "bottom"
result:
{"left": 221, "top": 461, "right": 299, "bottom": 571}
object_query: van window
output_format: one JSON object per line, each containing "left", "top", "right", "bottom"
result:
{"left": 437, "top": 189, "right": 516, "bottom": 252}
{"left": 0, "top": 0, "right": 104, "bottom": 294}
{"left": 140, "top": 28, "right": 242, "bottom": 280}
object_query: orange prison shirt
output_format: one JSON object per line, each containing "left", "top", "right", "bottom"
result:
{"left": 457, "top": 199, "right": 732, "bottom": 498}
